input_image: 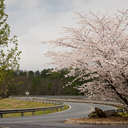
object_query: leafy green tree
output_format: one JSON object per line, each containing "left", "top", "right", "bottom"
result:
{"left": 40, "top": 69, "right": 51, "bottom": 78}
{"left": 0, "top": 0, "right": 21, "bottom": 97}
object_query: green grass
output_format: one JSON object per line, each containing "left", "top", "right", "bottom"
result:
{"left": 118, "top": 112, "right": 128, "bottom": 117}
{"left": 0, "top": 98, "right": 54, "bottom": 110}
{"left": 0, "top": 98, "right": 69, "bottom": 118}
{"left": 116, "top": 107, "right": 128, "bottom": 117}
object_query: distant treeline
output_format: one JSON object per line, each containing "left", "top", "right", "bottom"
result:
{"left": 8, "top": 69, "right": 81, "bottom": 96}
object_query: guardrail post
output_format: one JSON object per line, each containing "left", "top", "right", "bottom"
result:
{"left": 21, "top": 112, "right": 24, "bottom": 117}
{"left": 32, "top": 111, "right": 35, "bottom": 116}
{"left": 0, "top": 114, "right": 3, "bottom": 118}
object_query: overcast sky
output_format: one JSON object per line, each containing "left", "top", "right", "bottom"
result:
{"left": 5, "top": 0, "right": 128, "bottom": 71}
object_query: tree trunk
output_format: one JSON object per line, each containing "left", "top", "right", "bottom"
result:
{"left": 106, "top": 79, "right": 128, "bottom": 106}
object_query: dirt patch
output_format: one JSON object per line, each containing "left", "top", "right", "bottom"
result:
{"left": 65, "top": 117, "right": 128, "bottom": 125}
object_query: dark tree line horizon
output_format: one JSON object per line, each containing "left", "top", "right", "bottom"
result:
{"left": 7, "top": 68, "right": 81, "bottom": 96}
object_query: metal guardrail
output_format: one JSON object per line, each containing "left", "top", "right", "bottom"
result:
{"left": 0, "top": 105, "right": 65, "bottom": 118}
{"left": 0, "top": 98, "right": 65, "bottom": 118}
{"left": 10, "top": 96, "right": 63, "bottom": 105}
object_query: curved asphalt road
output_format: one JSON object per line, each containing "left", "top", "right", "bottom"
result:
{"left": 0, "top": 102, "right": 128, "bottom": 128}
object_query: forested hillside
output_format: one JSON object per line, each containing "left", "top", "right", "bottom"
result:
{"left": 7, "top": 69, "right": 81, "bottom": 96}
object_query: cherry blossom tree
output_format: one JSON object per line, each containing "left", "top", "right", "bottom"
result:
{"left": 45, "top": 10, "right": 128, "bottom": 106}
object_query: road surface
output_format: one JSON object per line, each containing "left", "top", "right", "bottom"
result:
{"left": 0, "top": 102, "right": 128, "bottom": 128}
